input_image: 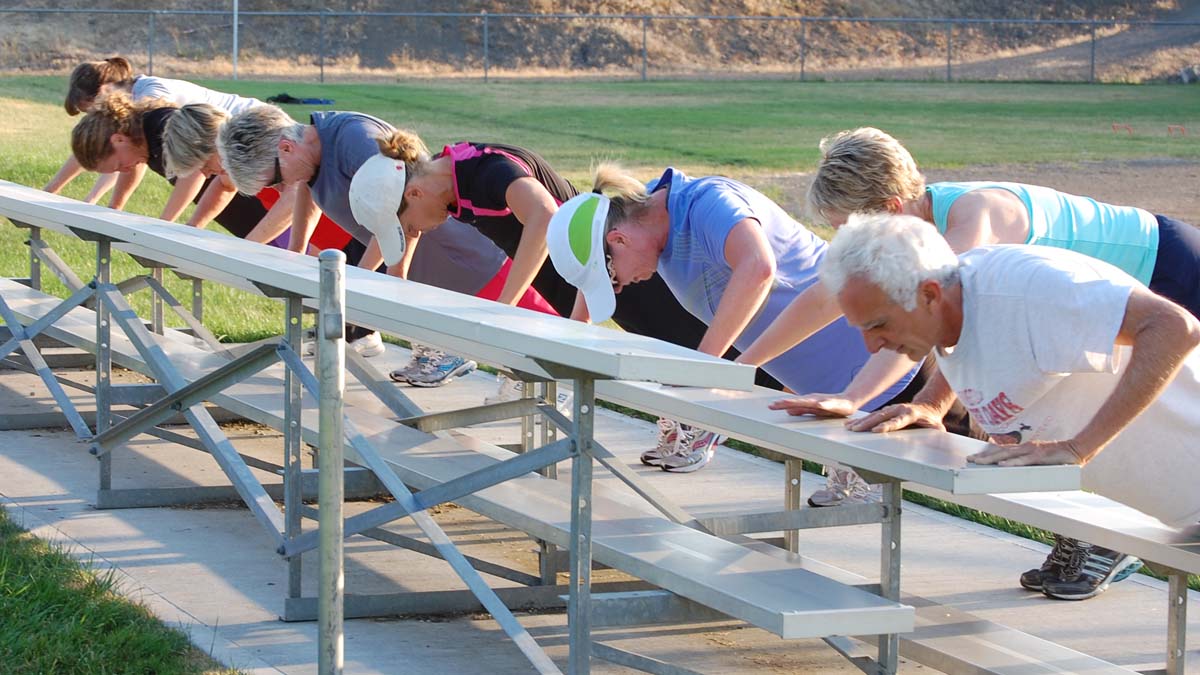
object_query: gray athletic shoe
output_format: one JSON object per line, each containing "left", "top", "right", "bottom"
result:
{"left": 1020, "top": 534, "right": 1076, "bottom": 591}
{"left": 1042, "top": 540, "right": 1143, "bottom": 601}
{"left": 660, "top": 424, "right": 723, "bottom": 473}
{"left": 640, "top": 418, "right": 679, "bottom": 467}
{"left": 808, "top": 466, "right": 881, "bottom": 508}
{"left": 389, "top": 344, "right": 434, "bottom": 383}
{"left": 406, "top": 350, "right": 477, "bottom": 388}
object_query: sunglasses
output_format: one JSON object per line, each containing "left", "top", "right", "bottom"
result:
{"left": 268, "top": 156, "right": 283, "bottom": 188}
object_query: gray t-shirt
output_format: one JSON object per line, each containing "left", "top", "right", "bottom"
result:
{"left": 307, "top": 111, "right": 505, "bottom": 295}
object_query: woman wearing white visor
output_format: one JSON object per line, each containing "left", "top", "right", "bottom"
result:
{"left": 546, "top": 165, "right": 923, "bottom": 475}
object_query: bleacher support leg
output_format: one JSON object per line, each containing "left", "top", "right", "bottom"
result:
{"left": 878, "top": 479, "right": 902, "bottom": 674}
{"left": 784, "top": 459, "right": 803, "bottom": 553}
{"left": 284, "top": 294, "right": 305, "bottom": 601}
{"left": 96, "top": 237, "right": 113, "bottom": 491}
{"left": 534, "top": 380, "right": 559, "bottom": 585}
{"left": 316, "top": 251, "right": 346, "bottom": 675}
{"left": 28, "top": 225, "right": 41, "bottom": 290}
{"left": 1168, "top": 570, "right": 1187, "bottom": 675}
{"left": 568, "top": 377, "right": 596, "bottom": 675}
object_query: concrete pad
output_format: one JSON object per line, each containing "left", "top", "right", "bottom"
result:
{"left": 0, "top": 345, "right": 1196, "bottom": 673}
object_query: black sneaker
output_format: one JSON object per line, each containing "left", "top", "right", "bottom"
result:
{"left": 1020, "top": 535, "right": 1076, "bottom": 591}
{"left": 1042, "top": 540, "right": 1143, "bottom": 601}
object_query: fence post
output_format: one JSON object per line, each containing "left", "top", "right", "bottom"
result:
{"left": 641, "top": 16, "right": 648, "bottom": 81}
{"left": 232, "top": 0, "right": 239, "bottom": 80}
{"left": 319, "top": 9, "right": 326, "bottom": 84}
{"left": 482, "top": 10, "right": 489, "bottom": 84}
{"left": 316, "top": 249, "right": 346, "bottom": 675}
{"left": 1089, "top": 22, "right": 1097, "bottom": 83}
{"left": 147, "top": 12, "right": 155, "bottom": 76}
{"left": 945, "top": 21, "right": 952, "bottom": 82}
{"left": 799, "top": 17, "right": 807, "bottom": 82}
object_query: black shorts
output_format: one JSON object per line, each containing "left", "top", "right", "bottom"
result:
{"left": 1149, "top": 214, "right": 1200, "bottom": 319}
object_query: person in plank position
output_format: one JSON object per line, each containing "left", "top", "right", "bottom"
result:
{"left": 820, "top": 212, "right": 1200, "bottom": 600}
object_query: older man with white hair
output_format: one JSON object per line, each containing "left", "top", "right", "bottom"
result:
{"left": 822, "top": 212, "right": 1200, "bottom": 601}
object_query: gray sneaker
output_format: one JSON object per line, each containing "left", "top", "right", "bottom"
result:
{"left": 808, "top": 466, "right": 880, "bottom": 508}
{"left": 406, "top": 350, "right": 477, "bottom": 388}
{"left": 640, "top": 418, "right": 679, "bottom": 467}
{"left": 389, "top": 344, "right": 434, "bottom": 383}
{"left": 1020, "top": 535, "right": 1076, "bottom": 591}
{"left": 660, "top": 424, "right": 723, "bottom": 473}
{"left": 1042, "top": 540, "right": 1142, "bottom": 600}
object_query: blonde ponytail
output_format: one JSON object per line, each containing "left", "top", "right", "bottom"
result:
{"left": 592, "top": 161, "right": 653, "bottom": 229}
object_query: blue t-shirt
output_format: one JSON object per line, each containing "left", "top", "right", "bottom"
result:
{"left": 307, "top": 112, "right": 505, "bottom": 296}
{"left": 652, "top": 168, "right": 916, "bottom": 410}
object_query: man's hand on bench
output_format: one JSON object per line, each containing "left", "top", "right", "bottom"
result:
{"left": 844, "top": 402, "right": 947, "bottom": 433}
{"left": 968, "top": 438, "right": 1085, "bottom": 467}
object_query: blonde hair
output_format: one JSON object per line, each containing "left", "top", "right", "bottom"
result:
{"left": 163, "top": 103, "right": 229, "bottom": 178}
{"left": 591, "top": 162, "right": 653, "bottom": 231}
{"left": 217, "top": 104, "right": 301, "bottom": 195}
{"left": 70, "top": 91, "right": 171, "bottom": 170}
{"left": 64, "top": 56, "right": 134, "bottom": 115}
{"left": 376, "top": 129, "right": 430, "bottom": 197}
{"left": 807, "top": 127, "right": 925, "bottom": 225}
{"left": 820, "top": 212, "right": 959, "bottom": 311}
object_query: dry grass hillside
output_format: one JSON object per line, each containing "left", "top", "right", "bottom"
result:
{"left": 1, "top": 1, "right": 1196, "bottom": 81}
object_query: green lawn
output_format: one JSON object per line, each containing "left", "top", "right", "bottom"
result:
{"left": 0, "top": 506, "right": 239, "bottom": 674}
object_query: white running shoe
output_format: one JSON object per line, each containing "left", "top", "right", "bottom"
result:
{"left": 305, "top": 330, "right": 385, "bottom": 358}
{"left": 406, "top": 349, "right": 477, "bottom": 388}
{"left": 484, "top": 375, "right": 573, "bottom": 411}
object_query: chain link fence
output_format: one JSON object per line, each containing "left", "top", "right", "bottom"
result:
{"left": 1, "top": 8, "right": 1198, "bottom": 84}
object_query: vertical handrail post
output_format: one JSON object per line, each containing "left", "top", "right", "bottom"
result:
{"left": 567, "top": 377, "right": 595, "bottom": 674}
{"left": 96, "top": 238, "right": 113, "bottom": 492}
{"left": 316, "top": 250, "right": 345, "bottom": 675}
{"left": 284, "top": 294, "right": 304, "bottom": 600}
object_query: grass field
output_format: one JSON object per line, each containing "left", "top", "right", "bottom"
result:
{"left": 1, "top": 75, "right": 1197, "bottom": 339}
{"left": 0, "top": 507, "right": 238, "bottom": 674}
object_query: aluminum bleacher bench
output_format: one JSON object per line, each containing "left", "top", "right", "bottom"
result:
{"left": 0, "top": 180, "right": 918, "bottom": 674}
{"left": 595, "top": 379, "right": 1196, "bottom": 674}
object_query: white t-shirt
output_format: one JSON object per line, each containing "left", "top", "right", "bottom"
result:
{"left": 938, "top": 245, "right": 1200, "bottom": 528}
{"left": 131, "top": 75, "right": 262, "bottom": 116}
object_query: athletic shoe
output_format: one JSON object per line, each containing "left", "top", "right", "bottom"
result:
{"left": 1041, "top": 540, "right": 1143, "bottom": 601}
{"left": 406, "top": 350, "right": 477, "bottom": 388}
{"left": 640, "top": 418, "right": 679, "bottom": 466}
{"left": 660, "top": 424, "right": 724, "bottom": 473}
{"left": 807, "top": 466, "right": 881, "bottom": 508}
{"left": 1020, "top": 534, "right": 1076, "bottom": 591}
{"left": 389, "top": 344, "right": 434, "bottom": 383}
{"left": 483, "top": 374, "right": 573, "bottom": 411}
{"left": 484, "top": 374, "right": 525, "bottom": 405}
{"left": 304, "top": 330, "right": 385, "bottom": 358}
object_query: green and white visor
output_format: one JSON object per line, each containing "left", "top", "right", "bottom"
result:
{"left": 547, "top": 192, "right": 616, "bottom": 323}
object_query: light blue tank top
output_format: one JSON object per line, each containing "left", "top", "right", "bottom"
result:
{"left": 927, "top": 181, "right": 1159, "bottom": 285}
